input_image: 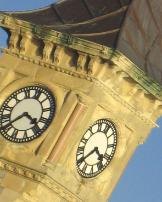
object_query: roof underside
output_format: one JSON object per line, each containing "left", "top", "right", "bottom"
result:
{"left": 9, "top": 0, "right": 132, "bottom": 48}
{"left": 2, "top": 0, "right": 162, "bottom": 85}
{"left": 118, "top": 0, "right": 162, "bottom": 85}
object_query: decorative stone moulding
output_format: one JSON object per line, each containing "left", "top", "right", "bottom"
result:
{"left": 0, "top": 158, "right": 82, "bottom": 202}
{"left": 0, "top": 13, "right": 162, "bottom": 123}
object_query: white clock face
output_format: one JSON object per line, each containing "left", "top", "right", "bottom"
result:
{"left": 76, "top": 119, "right": 117, "bottom": 178}
{"left": 0, "top": 85, "right": 56, "bottom": 143}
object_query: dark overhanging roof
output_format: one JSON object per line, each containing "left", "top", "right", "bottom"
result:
{"left": 2, "top": 0, "right": 162, "bottom": 85}
{"left": 7, "top": 0, "right": 132, "bottom": 48}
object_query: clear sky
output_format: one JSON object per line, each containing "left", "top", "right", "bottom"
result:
{"left": 0, "top": 1, "right": 162, "bottom": 202}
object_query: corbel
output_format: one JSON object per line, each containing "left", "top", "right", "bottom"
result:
{"left": 77, "top": 51, "right": 89, "bottom": 72}
{"left": 8, "top": 29, "right": 20, "bottom": 52}
{"left": 19, "top": 31, "right": 32, "bottom": 54}
{"left": 42, "top": 40, "right": 54, "bottom": 62}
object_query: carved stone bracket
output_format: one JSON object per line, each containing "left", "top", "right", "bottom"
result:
{"left": 77, "top": 51, "right": 89, "bottom": 72}
{"left": 43, "top": 40, "right": 54, "bottom": 62}
{"left": 53, "top": 45, "right": 62, "bottom": 65}
{"left": 8, "top": 30, "right": 20, "bottom": 52}
{"left": 19, "top": 32, "right": 32, "bottom": 54}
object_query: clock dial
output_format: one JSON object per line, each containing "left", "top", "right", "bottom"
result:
{"left": 0, "top": 85, "right": 56, "bottom": 143}
{"left": 76, "top": 119, "right": 117, "bottom": 178}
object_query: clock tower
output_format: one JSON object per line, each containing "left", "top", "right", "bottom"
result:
{"left": 0, "top": 0, "right": 162, "bottom": 201}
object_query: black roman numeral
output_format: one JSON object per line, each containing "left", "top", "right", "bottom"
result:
{"left": 82, "top": 163, "right": 88, "bottom": 173}
{"left": 4, "top": 124, "right": 12, "bottom": 132}
{"left": 1, "top": 114, "right": 10, "bottom": 124}
{"left": 32, "top": 124, "right": 40, "bottom": 135}
{"left": 97, "top": 123, "right": 102, "bottom": 132}
{"left": 33, "top": 89, "right": 42, "bottom": 99}
{"left": 77, "top": 146, "right": 84, "bottom": 155}
{"left": 42, "top": 107, "right": 51, "bottom": 112}
{"left": 90, "top": 166, "right": 94, "bottom": 174}
{"left": 103, "top": 125, "right": 109, "bottom": 134}
{"left": 39, "top": 117, "right": 47, "bottom": 124}
{"left": 24, "top": 89, "right": 30, "bottom": 98}
{"left": 77, "top": 156, "right": 84, "bottom": 165}
{"left": 23, "top": 131, "right": 28, "bottom": 139}
{"left": 104, "top": 153, "right": 111, "bottom": 161}
{"left": 97, "top": 161, "right": 103, "bottom": 171}
{"left": 11, "top": 129, "right": 18, "bottom": 139}
{"left": 107, "top": 144, "right": 115, "bottom": 148}
{"left": 81, "top": 137, "right": 87, "bottom": 145}
{"left": 89, "top": 126, "right": 93, "bottom": 133}
{"left": 5, "top": 106, "right": 13, "bottom": 112}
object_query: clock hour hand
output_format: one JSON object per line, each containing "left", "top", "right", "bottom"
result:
{"left": 94, "top": 147, "right": 104, "bottom": 170}
{"left": 95, "top": 147, "right": 104, "bottom": 161}
{"left": 23, "top": 112, "right": 37, "bottom": 124}
{"left": 77, "top": 147, "right": 99, "bottom": 164}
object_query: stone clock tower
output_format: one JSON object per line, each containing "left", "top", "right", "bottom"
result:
{"left": 0, "top": 0, "right": 162, "bottom": 201}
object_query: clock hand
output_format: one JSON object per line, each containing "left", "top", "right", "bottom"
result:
{"left": 77, "top": 147, "right": 99, "bottom": 164}
{"left": 1, "top": 112, "right": 37, "bottom": 130}
{"left": 98, "top": 154, "right": 104, "bottom": 161}
{"left": 94, "top": 147, "right": 104, "bottom": 170}
{"left": 23, "top": 112, "right": 37, "bottom": 124}
{"left": 1, "top": 112, "right": 28, "bottom": 130}
{"left": 95, "top": 147, "right": 104, "bottom": 161}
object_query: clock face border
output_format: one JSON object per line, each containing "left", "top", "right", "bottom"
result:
{"left": 76, "top": 119, "right": 117, "bottom": 178}
{"left": 0, "top": 85, "right": 56, "bottom": 143}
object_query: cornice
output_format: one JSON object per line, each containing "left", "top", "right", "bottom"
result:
{"left": 2, "top": 48, "right": 157, "bottom": 127}
{"left": 112, "top": 52, "right": 162, "bottom": 99}
{"left": 0, "top": 13, "right": 162, "bottom": 100}
{"left": 2, "top": 48, "right": 93, "bottom": 82}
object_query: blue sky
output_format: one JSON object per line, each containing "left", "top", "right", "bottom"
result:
{"left": 0, "top": 1, "right": 162, "bottom": 202}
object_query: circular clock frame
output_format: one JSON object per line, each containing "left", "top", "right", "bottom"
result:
{"left": 0, "top": 85, "right": 56, "bottom": 143}
{"left": 76, "top": 119, "right": 117, "bottom": 178}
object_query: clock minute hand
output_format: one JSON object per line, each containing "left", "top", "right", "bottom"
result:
{"left": 1, "top": 112, "right": 28, "bottom": 130}
{"left": 77, "top": 147, "right": 98, "bottom": 164}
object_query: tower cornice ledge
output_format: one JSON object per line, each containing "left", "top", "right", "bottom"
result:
{"left": 1, "top": 13, "right": 162, "bottom": 101}
{"left": 0, "top": 13, "right": 162, "bottom": 100}
{"left": 0, "top": 13, "right": 162, "bottom": 126}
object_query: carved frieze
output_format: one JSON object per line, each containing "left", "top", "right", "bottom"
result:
{"left": 0, "top": 13, "right": 162, "bottom": 125}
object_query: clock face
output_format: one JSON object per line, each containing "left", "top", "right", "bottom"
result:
{"left": 76, "top": 119, "right": 117, "bottom": 178}
{"left": 0, "top": 85, "right": 56, "bottom": 143}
